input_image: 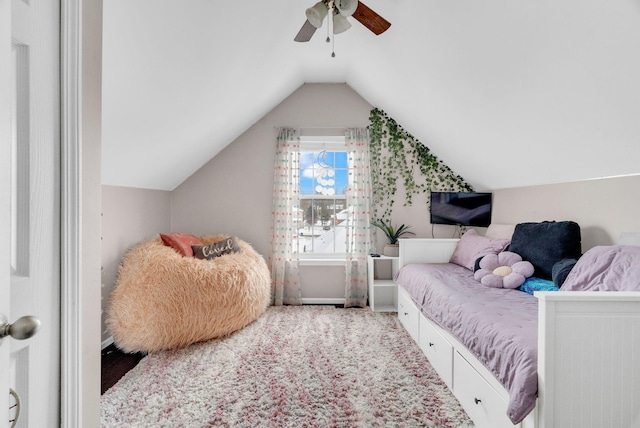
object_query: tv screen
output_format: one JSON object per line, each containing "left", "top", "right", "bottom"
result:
{"left": 430, "top": 192, "right": 493, "bottom": 227}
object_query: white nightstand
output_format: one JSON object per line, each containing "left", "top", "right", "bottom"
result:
{"left": 367, "top": 255, "right": 399, "bottom": 312}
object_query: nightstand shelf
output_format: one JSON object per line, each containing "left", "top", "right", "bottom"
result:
{"left": 367, "top": 255, "right": 399, "bottom": 312}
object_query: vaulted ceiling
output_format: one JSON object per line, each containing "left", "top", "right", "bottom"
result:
{"left": 102, "top": 0, "right": 640, "bottom": 191}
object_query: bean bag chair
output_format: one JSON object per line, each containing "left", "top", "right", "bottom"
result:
{"left": 106, "top": 235, "right": 271, "bottom": 353}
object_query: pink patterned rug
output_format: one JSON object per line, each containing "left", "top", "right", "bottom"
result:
{"left": 101, "top": 305, "right": 473, "bottom": 427}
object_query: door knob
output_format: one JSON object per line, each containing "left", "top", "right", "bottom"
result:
{"left": 0, "top": 314, "right": 40, "bottom": 341}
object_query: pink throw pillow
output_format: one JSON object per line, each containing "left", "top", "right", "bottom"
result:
{"left": 160, "top": 233, "right": 204, "bottom": 257}
{"left": 449, "top": 229, "right": 510, "bottom": 271}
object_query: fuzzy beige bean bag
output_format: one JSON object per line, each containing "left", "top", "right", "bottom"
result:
{"left": 107, "top": 235, "right": 271, "bottom": 353}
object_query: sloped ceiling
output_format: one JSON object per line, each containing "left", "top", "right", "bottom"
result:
{"left": 102, "top": 0, "right": 640, "bottom": 191}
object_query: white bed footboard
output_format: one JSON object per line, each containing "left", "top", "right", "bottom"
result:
{"left": 536, "top": 291, "right": 640, "bottom": 428}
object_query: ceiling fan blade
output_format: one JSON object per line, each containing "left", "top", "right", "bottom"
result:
{"left": 352, "top": 1, "right": 391, "bottom": 35}
{"left": 294, "top": 19, "right": 317, "bottom": 42}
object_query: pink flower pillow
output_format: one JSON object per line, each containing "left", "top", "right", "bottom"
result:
{"left": 474, "top": 251, "right": 534, "bottom": 289}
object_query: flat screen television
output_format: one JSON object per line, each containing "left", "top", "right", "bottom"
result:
{"left": 430, "top": 191, "right": 493, "bottom": 227}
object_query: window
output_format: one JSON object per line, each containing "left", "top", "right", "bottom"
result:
{"left": 271, "top": 127, "right": 372, "bottom": 306}
{"left": 297, "top": 137, "right": 349, "bottom": 257}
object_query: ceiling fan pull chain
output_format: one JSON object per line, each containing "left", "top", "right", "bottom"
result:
{"left": 326, "top": 4, "right": 331, "bottom": 43}
{"left": 329, "top": 3, "right": 336, "bottom": 57}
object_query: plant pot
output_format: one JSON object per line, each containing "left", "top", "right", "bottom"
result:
{"left": 383, "top": 244, "right": 399, "bottom": 257}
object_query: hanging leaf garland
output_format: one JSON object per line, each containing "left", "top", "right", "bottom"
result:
{"left": 368, "top": 108, "right": 473, "bottom": 221}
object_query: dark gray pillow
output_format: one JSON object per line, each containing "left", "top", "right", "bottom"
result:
{"left": 509, "top": 221, "right": 582, "bottom": 280}
{"left": 552, "top": 258, "right": 578, "bottom": 287}
{"left": 192, "top": 237, "right": 242, "bottom": 260}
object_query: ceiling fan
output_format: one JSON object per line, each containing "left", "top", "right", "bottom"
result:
{"left": 294, "top": 0, "right": 391, "bottom": 43}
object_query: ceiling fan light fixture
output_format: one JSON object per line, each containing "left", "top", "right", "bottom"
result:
{"left": 333, "top": 13, "right": 351, "bottom": 34}
{"left": 294, "top": 0, "right": 390, "bottom": 43}
{"left": 306, "top": 2, "right": 329, "bottom": 29}
{"left": 335, "top": 0, "right": 358, "bottom": 17}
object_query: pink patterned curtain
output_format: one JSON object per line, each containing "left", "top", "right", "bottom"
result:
{"left": 270, "top": 128, "right": 302, "bottom": 305}
{"left": 344, "top": 128, "right": 374, "bottom": 308}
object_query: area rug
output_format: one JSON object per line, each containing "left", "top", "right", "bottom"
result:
{"left": 101, "top": 305, "right": 473, "bottom": 427}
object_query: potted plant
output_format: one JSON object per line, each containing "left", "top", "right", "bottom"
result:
{"left": 371, "top": 219, "right": 415, "bottom": 257}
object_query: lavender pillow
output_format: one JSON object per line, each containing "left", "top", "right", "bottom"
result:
{"left": 474, "top": 251, "right": 535, "bottom": 289}
{"left": 561, "top": 245, "right": 640, "bottom": 291}
{"left": 449, "top": 229, "right": 510, "bottom": 271}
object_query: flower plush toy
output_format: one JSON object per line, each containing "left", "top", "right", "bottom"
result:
{"left": 474, "top": 251, "right": 534, "bottom": 289}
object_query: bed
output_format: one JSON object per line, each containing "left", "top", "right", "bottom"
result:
{"left": 395, "top": 237, "right": 640, "bottom": 428}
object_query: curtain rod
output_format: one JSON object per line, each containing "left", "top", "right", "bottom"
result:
{"left": 275, "top": 126, "right": 369, "bottom": 137}
{"left": 274, "top": 126, "right": 369, "bottom": 129}
{"left": 276, "top": 126, "right": 348, "bottom": 138}
{"left": 274, "top": 126, "right": 351, "bottom": 130}
{"left": 300, "top": 126, "right": 349, "bottom": 130}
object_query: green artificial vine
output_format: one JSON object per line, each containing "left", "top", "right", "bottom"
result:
{"left": 368, "top": 108, "right": 473, "bottom": 221}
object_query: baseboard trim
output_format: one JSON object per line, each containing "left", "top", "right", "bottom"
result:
{"left": 301, "top": 298, "right": 346, "bottom": 305}
{"left": 102, "top": 336, "right": 114, "bottom": 350}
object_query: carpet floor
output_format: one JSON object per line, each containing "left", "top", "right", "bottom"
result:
{"left": 101, "top": 305, "right": 474, "bottom": 427}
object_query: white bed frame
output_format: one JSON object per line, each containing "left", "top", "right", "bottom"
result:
{"left": 397, "top": 238, "right": 640, "bottom": 428}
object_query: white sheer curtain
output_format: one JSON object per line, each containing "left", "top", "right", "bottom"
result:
{"left": 270, "top": 128, "right": 303, "bottom": 305}
{"left": 344, "top": 128, "right": 374, "bottom": 308}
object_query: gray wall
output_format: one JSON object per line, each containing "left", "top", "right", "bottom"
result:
{"left": 492, "top": 175, "right": 640, "bottom": 251}
{"left": 101, "top": 185, "right": 172, "bottom": 344}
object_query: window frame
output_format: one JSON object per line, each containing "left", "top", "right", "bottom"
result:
{"left": 297, "top": 137, "right": 349, "bottom": 262}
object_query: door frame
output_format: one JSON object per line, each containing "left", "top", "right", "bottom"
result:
{"left": 60, "top": 0, "right": 102, "bottom": 426}
{"left": 60, "top": 0, "right": 82, "bottom": 423}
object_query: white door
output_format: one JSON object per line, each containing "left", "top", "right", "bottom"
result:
{"left": 0, "top": 0, "right": 61, "bottom": 426}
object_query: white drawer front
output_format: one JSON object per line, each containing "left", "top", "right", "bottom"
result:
{"left": 397, "top": 287, "right": 419, "bottom": 341}
{"left": 453, "top": 351, "right": 518, "bottom": 428}
{"left": 418, "top": 314, "right": 453, "bottom": 389}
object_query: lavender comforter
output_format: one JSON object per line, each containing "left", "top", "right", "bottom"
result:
{"left": 396, "top": 263, "right": 538, "bottom": 424}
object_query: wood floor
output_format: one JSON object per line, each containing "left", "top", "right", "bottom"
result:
{"left": 101, "top": 344, "right": 145, "bottom": 394}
